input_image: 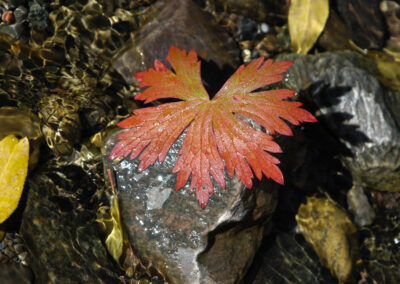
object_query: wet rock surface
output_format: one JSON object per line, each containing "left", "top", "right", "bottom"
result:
{"left": 20, "top": 161, "right": 122, "bottom": 283}
{"left": 103, "top": 130, "right": 279, "bottom": 284}
{"left": 281, "top": 51, "right": 400, "bottom": 192}
{"left": 112, "top": 0, "right": 240, "bottom": 91}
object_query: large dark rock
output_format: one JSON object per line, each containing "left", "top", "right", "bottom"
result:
{"left": 103, "top": 130, "right": 279, "bottom": 284}
{"left": 112, "top": 0, "right": 240, "bottom": 94}
{"left": 280, "top": 51, "right": 400, "bottom": 192}
{"left": 20, "top": 162, "right": 121, "bottom": 283}
{"left": 247, "top": 233, "right": 338, "bottom": 284}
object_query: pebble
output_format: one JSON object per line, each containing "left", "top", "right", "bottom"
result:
{"left": 0, "top": 233, "right": 29, "bottom": 266}
{"left": 0, "top": 254, "right": 9, "bottom": 263}
{"left": 3, "top": 247, "right": 15, "bottom": 258}
{"left": 347, "top": 186, "right": 375, "bottom": 227}
{"left": 2, "top": 10, "right": 15, "bottom": 24}
{"left": 17, "top": 251, "right": 27, "bottom": 261}
{"left": 14, "top": 244, "right": 24, "bottom": 254}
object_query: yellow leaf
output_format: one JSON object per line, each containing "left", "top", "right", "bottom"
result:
{"left": 0, "top": 134, "right": 19, "bottom": 174}
{"left": 0, "top": 135, "right": 29, "bottom": 223}
{"left": 97, "top": 194, "right": 124, "bottom": 264}
{"left": 349, "top": 41, "right": 400, "bottom": 90}
{"left": 375, "top": 58, "right": 400, "bottom": 91}
{"left": 288, "top": 0, "right": 330, "bottom": 54}
{"left": 296, "top": 197, "right": 357, "bottom": 282}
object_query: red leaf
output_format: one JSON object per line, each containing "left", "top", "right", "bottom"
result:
{"left": 109, "top": 46, "right": 316, "bottom": 208}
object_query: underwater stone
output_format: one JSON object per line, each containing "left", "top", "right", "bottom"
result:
{"left": 334, "top": 0, "right": 387, "bottom": 49}
{"left": 103, "top": 129, "right": 279, "bottom": 284}
{"left": 20, "top": 163, "right": 121, "bottom": 283}
{"left": 0, "top": 21, "right": 26, "bottom": 40}
{"left": 347, "top": 185, "right": 375, "bottom": 227}
{"left": 112, "top": 0, "right": 240, "bottom": 90}
{"left": 250, "top": 232, "right": 338, "bottom": 283}
{"left": 27, "top": 0, "right": 48, "bottom": 30}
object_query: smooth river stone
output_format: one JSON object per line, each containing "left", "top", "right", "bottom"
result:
{"left": 103, "top": 129, "right": 279, "bottom": 283}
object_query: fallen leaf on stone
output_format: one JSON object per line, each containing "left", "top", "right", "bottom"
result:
{"left": 0, "top": 135, "right": 29, "bottom": 223}
{"left": 288, "top": 0, "right": 329, "bottom": 54}
{"left": 109, "top": 46, "right": 316, "bottom": 208}
{"left": 296, "top": 196, "right": 358, "bottom": 282}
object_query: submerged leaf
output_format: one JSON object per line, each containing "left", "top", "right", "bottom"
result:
{"left": 110, "top": 47, "right": 316, "bottom": 208}
{"left": 296, "top": 197, "right": 358, "bottom": 282}
{"left": 374, "top": 55, "right": 400, "bottom": 90}
{"left": 96, "top": 169, "right": 127, "bottom": 265}
{"left": 105, "top": 195, "right": 124, "bottom": 264}
{"left": 0, "top": 135, "right": 29, "bottom": 223}
{"left": 289, "top": 0, "right": 329, "bottom": 54}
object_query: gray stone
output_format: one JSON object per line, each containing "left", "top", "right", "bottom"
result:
{"left": 280, "top": 51, "right": 400, "bottom": 192}
{"left": 347, "top": 186, "right": 375, "bottom": 227}
{"left": 103, "top": 130, "right": 279, "bottom": 284}
{"left": 112, "top": 0, "right": 240, "bottom": 91}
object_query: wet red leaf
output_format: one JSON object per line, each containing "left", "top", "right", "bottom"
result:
{"left": 109, "top": 46, "right": 316, "bottom": 208}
